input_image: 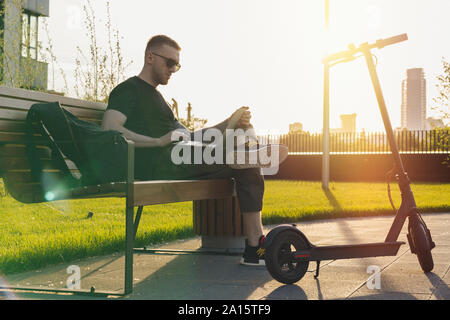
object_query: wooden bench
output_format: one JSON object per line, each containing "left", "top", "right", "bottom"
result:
{"left": 0, "top": 86, "right": 245, "bottom": 296}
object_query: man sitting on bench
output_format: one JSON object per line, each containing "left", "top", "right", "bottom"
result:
{"left": 102, "top": 35, "right": 287, "bottom": 266}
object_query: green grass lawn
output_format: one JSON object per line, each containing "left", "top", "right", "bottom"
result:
{"left": 261, "top": 181, "right": 450, "bottom": 223}
{"left": 0, "top": 180, "right": 449, "bottom": 275}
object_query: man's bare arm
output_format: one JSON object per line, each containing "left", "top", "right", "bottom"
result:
{"left": 102, "top": 109, "right": 186, "bottom": 147}
{"left": 196, "top": 107, "right": 250, "bottom": 134}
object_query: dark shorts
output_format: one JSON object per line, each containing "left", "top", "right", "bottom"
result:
{"left": 135, "top": 146, "right": 264, "bottom": 213}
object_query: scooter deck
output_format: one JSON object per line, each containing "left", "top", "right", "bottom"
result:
{"left": 293, "top": 241, "right": 405, "bottom": 262}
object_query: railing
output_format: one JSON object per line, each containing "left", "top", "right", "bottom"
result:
{"left": 258, "top": 130, "right": 449, "bottom": 154}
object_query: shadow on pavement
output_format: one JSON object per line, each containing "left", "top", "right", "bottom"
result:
{"left": 265, "top": 284, "right": 307, "bottom": 300}
{"left": 128, "top": 252, "right": 274, "bottom": 300}
{"left": 426, "top": 272, "right": 450, "bottom": 299}
{"left": 346, "top": 292, "right": 418, "bottom": 300}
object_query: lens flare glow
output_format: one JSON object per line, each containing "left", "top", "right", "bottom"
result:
{"left": 45, "top": 191, "right": 55, "bottom": 201}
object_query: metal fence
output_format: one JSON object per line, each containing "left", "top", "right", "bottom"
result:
{"left": 258, "top": 130, "right": 449, "bottom": 154}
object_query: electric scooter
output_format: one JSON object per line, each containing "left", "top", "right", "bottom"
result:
{"left": 263, "top": 34, "right": 436, "bottom": 284}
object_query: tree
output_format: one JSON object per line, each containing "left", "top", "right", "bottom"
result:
{"left": 433, "top": 57, "right": 450, "bottom": 124}
{"left": 432, "top": 57, "right": 450, "bottom": 164}
{"left": 170, "top": 99, "right": 207, "bottom": 131}
{"left": 73, "top": 0, "right": 132, "bottom": 102}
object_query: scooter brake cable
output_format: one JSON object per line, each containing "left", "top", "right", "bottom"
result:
{"left": 372, "top": 54, "right": 379, "bottom": 67}
{"left": 387, "top": 181, "right": 397, "bottom": 213}
{"left": 386, "top": 168, "right": 397, "bottom": 213}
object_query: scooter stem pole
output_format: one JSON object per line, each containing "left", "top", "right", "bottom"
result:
{"left": 362, "top": 46, "right": 417, "bottom": 242}
{"left": 362, "top": 46, "right": 404, "bottom": 174}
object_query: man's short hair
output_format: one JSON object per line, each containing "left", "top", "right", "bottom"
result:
{"left": 145, "top": 35, "right": 181, "bottom": 53}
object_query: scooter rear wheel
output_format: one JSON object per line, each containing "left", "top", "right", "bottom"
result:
{"left": 408, "top": 215, "right": 434, "bottom": 273}
{"left": 265, "top": 230, "right": 310, "bottom": 284}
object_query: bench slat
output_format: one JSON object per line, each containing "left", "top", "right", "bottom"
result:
{"left": 0, "top": 105, "right": 103, "bottom": 123}
{"left": 0, "top": 106, "right": 28, "bottom": 119}
{"left": 201, "top": 200, "right": 208, "bottom": 235}
{"left": 233, "top": 197, "right": 242, "bottom": 236}
{"left": 0, "top": 97, "right": 104, "bottom": 119}
{"left": 0, "top": 115, "right": 101, "bottom": 134}
{"left": 0, "top": 131, "right": 27, "bottom": 143}
{"left": 0, "top": 144, "right": 81, "bottom": 184}
{"left": 0, "top": 119, "right": 28, "bottom": 132}
{"left": 0, "top": 108, "right": 103, "bottom": 123}
{"left": 4, "top": 178, "right": 236, "bottom": 206}
{"left": 193, "top": 201, "right": 201, "bottom": 234}
{"left": 215, "top": 198, "right": 224, "bottom": 236}
{"left": 133, "top": 179, "right": 235, "bottom": 206}
{"left": 225, "top": 197, "right": 233, "bottom": 235}
{"left": 207, "top": 199, "right": 215, "bottom": 236}
{"left": 0, "top": 119, "right": 101, "bottom": 143}
{"left": 0, "top": 86, "right": 106, "bottom": 111}
{"left": 0, "top": 144, "right": 51, "bottom": 158}
{"left": 3, "top": 178, "right": 126, "bottom": 203}
{"left": 3, "top": 171, "right": 74, "bottom": 184}
{"left": 0, "top": 157, "right": 79, "bottom": 171}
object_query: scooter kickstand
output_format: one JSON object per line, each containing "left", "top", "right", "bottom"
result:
{"left": 314, "top": 261, "right": 321, "bottom": 279}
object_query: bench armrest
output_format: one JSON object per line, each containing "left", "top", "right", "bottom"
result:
{"left": 124, "top": 138, "right": 135, "bottom": 206}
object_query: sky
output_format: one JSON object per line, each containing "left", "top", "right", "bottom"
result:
{"left": 42, "top": 0, "right": 450, "bottom": 134}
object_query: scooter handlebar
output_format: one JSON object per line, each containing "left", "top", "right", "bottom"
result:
{"left": 376, "top": 33, "right": 408, "bottom": 49}
{"left": 323, "top": 33, "right": 408, "bottom": 64}
{"left": 322, "top": 46, "right": 358, "bottom": 64}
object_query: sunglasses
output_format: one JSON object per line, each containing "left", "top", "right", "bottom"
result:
{"left": 151, "top": 52, "right": 181, "bottom": 72}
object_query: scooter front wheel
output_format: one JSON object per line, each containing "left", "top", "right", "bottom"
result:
{"left": 408, "top": 214, "right": 434, "bottom": 273}
{"left": 265, "top": 230, "right": 310, "bottom": 284}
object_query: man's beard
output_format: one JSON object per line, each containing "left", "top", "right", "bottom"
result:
{"left": 156, "top": 72, "right": 169, "bottom": 85}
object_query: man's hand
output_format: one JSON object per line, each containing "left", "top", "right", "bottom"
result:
{"left": 228, "top": 106, "right": 252, "bottom": 128}
{"left": 171, "top": 98, "right": 179, "bottom": 118}
{"left": 158, "top": 129, "right": 191, "bottom": 147}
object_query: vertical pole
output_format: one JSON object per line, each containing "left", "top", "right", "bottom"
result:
{"left": 125, "top": 206, "right": 134, "bottom": 295}
{"left": 124, "top": 140, "right": 135, "bottom": 295}
{"left": 322, "top": 0, "right": 330, "bottom": 189}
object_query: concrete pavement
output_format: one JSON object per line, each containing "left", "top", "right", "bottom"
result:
{"left": 2, "top": 213, "right": 449, "bottom": 300}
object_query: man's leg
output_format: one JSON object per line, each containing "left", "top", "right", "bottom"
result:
{"left": 243, "top": 211, "right": 264, "bottom": 247}
{"left": 240, "top": 209, "right": 266, "bottom": 266}
{"left": 148, "top": 146, "right": 266, "bottom": 264}
{"left": 232, "top": 168, "right": 266, "bottom": 266}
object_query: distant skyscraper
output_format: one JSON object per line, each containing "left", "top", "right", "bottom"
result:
{"left": 401, "top": 68, "right": 426, "bottom": 130}
{"left": 289, "top": 122, "right": 303, "bottom": 133}
{"left": 330, "top": 113, "right": 357, "bottom": 133}
{"left": 340, "top": 113, "right": 357, "bottom": 132}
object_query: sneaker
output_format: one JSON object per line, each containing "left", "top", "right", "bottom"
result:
{"left": 240, "top": 236, "right": 266, "bottom": 266}
{"left": 228, "top": 144, "right": 288, "bottom": 169}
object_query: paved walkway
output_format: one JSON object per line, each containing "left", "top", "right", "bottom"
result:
{"left": 2, "top": 213, "right": 449, "bottom": 300}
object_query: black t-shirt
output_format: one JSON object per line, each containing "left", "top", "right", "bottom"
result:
{"left": 107, "top": 76, "right": 185, "bottom": 137}
{"left": 106, "top": 76, "right": 186, "bottom": 179}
